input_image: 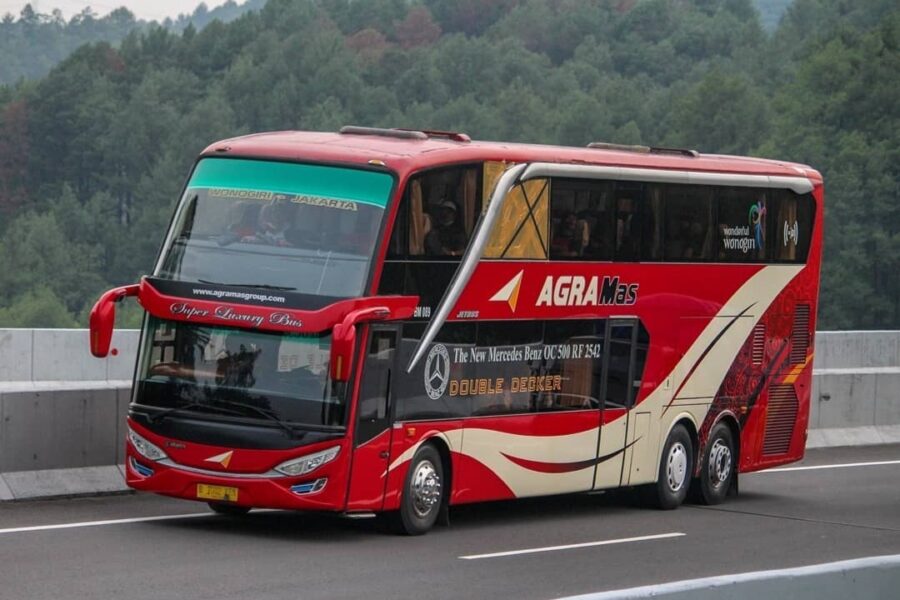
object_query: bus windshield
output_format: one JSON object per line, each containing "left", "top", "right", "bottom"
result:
{"left": 157, "top": 158, "right": 394, "bottom": 298}
{"left": 136, "top": 317, "right": 345, "bottom": 428}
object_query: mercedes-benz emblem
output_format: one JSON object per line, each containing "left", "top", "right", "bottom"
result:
{"left": 424, "top": 343, "right": 450, "bottom": 400}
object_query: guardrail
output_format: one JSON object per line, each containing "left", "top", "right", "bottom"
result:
{"left": 0, "top": 329, "right": 898, "bottom": 481}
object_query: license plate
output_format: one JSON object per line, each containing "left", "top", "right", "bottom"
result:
{"left": 197, "top": 484, "right": 239, "bottom": 502}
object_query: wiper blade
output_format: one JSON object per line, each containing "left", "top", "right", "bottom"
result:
{"left": 197, "top": 279, "right": 296, "bottom": 291}
{"left": 149, "top": 401, "right": 245, "bottom": 424}
{"left": 217, "top": 400, "right": 302, "bottom": 439}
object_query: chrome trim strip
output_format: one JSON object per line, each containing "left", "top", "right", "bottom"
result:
{"left": 406, "top": 162, "right": 529, "bottom": 372}
{"left": 157, "top": 458, "right": 284, "bottom": 479}
{"left": 520, "top": 163, "right": 814, "bottom": 194}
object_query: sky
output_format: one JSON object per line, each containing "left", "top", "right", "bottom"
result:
{"left": 0, "top": 0, "right": 233, "bottom": 21}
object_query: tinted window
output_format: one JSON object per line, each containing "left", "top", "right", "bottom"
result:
{"left": 394, "top": 322, "right": 475, "bottom": 420}
{"left": 391, "top": 319, "right": 650, "bottom": 420}
{"left": 771, "top": 190, "right": 814, "bottom": 263}
{"left": 717, "top": 188, "right": 767, "bottom": 262}
{"left": 614, "top": 183, "right": 644, "bottom": 261}
{"left": 542, "top": 320, "right": 606, "bottom": 411}
{"left": 549, "top": 179, "right": 614, "bottom": 260}
{"left": 388, "top": 166, "right": 482, "bottom": 260}
{"left": 542, "top": 179, "right": 814, "bottom": 265}
{"left": 382, "top": 165, "right": 483, "bottom": 315}
{"left": 356, "top": 329, "right": 396, "bottom": 444}
{"left": 471, "top": 321, "right": 544, "bottom": 415}
{"left": 665, "top": 185, "right": 714, "bottom": 261}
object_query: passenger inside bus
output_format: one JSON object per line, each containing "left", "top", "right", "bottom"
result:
{"left": 229, "top": 202, "right": 261, "bottom": 238}
{"left": 425, "top": 199, "right": 466, "bottom": 256}
{"left": 550, "top": 212, "right": 588, "bottom": 257}
{"left": 615, "top": 196, "right": 639, "bottom": 259}
{"left": 216, "top": 337, "right": 261, "bottom": 388}
{"left": 255, "top": 201, "right": 294, "bottom": 246}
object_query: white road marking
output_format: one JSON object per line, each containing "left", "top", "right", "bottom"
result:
{"left": 0, "top": 513, "right": 212, "bottom": 535}
{"left": 762, "top": 459, "right": 900, "bottom": 473}
{"left": 459, "top": 532, "right": 685, "bottom": 560}
{"left": 0, "top": 508, "right": 285, "bottom": 535}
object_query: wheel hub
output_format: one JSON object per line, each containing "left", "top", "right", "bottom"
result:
{"left": 666, "top": 442, "right": 688, "bottom": 493}
{"left": 708, "top": 439, "right": 732, "bottom": 488}
{"left": 411, "top": 460, "right": 441, "bottom": 518}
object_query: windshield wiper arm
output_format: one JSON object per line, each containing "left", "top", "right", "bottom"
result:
{"left": 216, "top": 400, "right": 303, "bottom": 439}
{"left": 150, "top": 400, "right": 301, "bottom": 439}
{"left": 149, "top": 401, "right": 245, "bottom": 424}
{"left": 197, "top": 279, "right": 297, "bottom": 291}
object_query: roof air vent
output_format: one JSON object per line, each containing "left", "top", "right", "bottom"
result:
{"left": 340, "top": 126, "right": 427, "bottom": 140}
{"left": 587, "top": 141, "right": 699, "bottom": 158}
{"left": 340, "top": 126, "right": 471, "bottom": 143}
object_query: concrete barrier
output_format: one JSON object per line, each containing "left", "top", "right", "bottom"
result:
{"left": 0, "top": 329, "right": 138, "bottom": 475}
{"left": 809, "top": 331, "right": 900, "bottom": 447}
{"left": 556, "top": 554, "right": 900, "bottom": 600}
{"left": 0, "top": 329, "right": 899, "bottom": 500}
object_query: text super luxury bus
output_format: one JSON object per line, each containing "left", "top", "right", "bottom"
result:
{"left": 90, "top": 127, "right": 822, "bottom": 534}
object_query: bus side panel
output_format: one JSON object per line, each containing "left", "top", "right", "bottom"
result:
{"left": 455, "top": 411, "right": 600, "bottom": 503}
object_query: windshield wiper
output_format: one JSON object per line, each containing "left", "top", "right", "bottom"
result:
{"left": 197, "top": 279, "right": 297, "bottom": 291}
{"left": 149, "top": 400, "right": 302, "bottom": 439}
{"left": 215, "top": 400, "right": 303, "bottom": 439}
{"left": 149, "top": 401, "right": 246, "bottom": 424}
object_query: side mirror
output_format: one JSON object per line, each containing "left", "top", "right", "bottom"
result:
{"left": 330, "top": 306, "right": 391, "bottom": 382}
{"left": 89, "top": 284, "right": 140, "bottom": 357}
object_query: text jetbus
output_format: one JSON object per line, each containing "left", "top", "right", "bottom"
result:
{"left": 90, "top": 126, "right": 822, "bottom": 534}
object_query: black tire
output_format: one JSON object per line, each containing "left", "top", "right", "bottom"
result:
{"left": 697, "top": 422, "right": 735, "bottom": 505}
{"left": 648, "top": 424, "right": 693, "bottom": 510}
{"left": 207, "top": 502, "right": 251, "bottom": 516}
{"left": 387, "top": 444, "right": 445, "bottom": 535}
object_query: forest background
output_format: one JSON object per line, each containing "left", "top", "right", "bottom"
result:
{"left": 0, "top": 0, "right": 896, "bottom": 330}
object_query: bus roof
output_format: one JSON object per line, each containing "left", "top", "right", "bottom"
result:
{"left": 200, "top": 128, "right": 822, "bottom": 184}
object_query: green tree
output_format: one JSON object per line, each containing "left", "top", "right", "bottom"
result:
{"left": 0, "top": 287, "right": 79, "bottom": 328}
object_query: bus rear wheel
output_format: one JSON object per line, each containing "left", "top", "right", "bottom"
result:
{"left": 387, "top": 444, "right": 444, "bottom": 535}
{"left": 697, "top": 423, "right": 735, "bottom": 505}
{"left": 647, "top": 424, "right": 693, "bottom": 510}
{"left": 207, "top": 502, "right": 251, "bottom": 516}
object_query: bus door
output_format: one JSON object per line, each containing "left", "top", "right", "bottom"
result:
{"left": 593, "top": 319, "right": 643, "bottom": 490}
{"left": 345, "top": 325, "right": 399, "bottom": 511}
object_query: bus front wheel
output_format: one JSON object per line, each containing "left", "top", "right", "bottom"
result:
{"left": 388, "top": 444, "right": 445, "bottom": 535}
{"left": 647, "top": 424, "right": 693, "bottom": 510}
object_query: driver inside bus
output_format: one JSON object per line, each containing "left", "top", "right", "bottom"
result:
{"left": 425, "top": 200, "right": 466, "bottom": 256}
{"left": 255, "top": 200, "right": 295, "bottom": 246}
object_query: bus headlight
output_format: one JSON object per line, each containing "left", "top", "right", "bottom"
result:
{"left": 128, "top": 428, "right": 168, "bottom": 461}
{"left": 274, "top": 446, "right": 340, "bottom": 477}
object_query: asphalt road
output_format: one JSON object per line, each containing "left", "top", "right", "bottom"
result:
{"left": 1, "top": 444, "right": 898, "bottom": 600}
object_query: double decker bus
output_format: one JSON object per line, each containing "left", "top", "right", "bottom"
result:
{"left": 90, "top": 126, "right": 822, "bottom": 535}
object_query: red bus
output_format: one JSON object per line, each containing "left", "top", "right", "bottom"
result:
{"left": 90, "top": 127, "right": 822, "bottom": 534}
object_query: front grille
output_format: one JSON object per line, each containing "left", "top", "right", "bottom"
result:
{"left": 763, "top": 384, "right": 798, "bottom": 455}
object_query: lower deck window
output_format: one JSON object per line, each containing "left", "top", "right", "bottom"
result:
{"left": 394, "top": 319, "right": 649, "bottom": 420}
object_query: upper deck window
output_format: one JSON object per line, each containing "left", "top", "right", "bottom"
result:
{"left": 389, "top": 166, "right": 481, "bottom": 259}
{"left": 381, "top": 165, "right": 483, "bottom": 315}
{"left": 158, "top": 158, "right": 394, "bottom": 298}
